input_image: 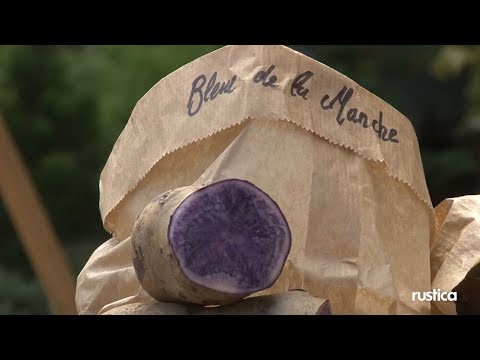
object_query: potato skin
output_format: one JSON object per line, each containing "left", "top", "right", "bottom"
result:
{"left": 102, "top": 291, "right": 331, "bottom": 315}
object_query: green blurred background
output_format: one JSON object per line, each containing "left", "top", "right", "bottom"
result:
{"left": 1, "top": 45, "right": 479, "bottom": 314}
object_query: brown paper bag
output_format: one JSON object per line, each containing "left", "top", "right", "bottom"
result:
{"left": 76, "top": 45, "right": 468, "bottom": 315}
{"left": 430, "top": 196, "right": 480, "bottom": 314}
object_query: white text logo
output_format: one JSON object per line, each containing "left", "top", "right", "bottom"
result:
{"left": 412, "top": 289, "right": 457, "bottom": 302}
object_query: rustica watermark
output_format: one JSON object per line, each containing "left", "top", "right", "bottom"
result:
{"left": 412, "top": 289, "right": 457, "bottom": 302}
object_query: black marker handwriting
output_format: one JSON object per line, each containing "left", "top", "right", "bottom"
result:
{"left": 291, "top": 71, "right": 313, "bottom": 100}
{"left": 320, "top": 85, "right": 399, "bottom": 143}
{"left": 253, "top": 65, "right": 278, "bottom": 88}
{"left": 187, "top": 72, "right": 237, "bottom": 117}
{"left": 185, "top": 68, "right": 399, "bottom": 143}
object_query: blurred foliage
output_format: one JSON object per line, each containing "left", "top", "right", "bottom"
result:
{"left": 1, "top": 45, "right": 479, "bottom": 314}
{"left": 0, "top": 266, "right": 49, "bottom": 314}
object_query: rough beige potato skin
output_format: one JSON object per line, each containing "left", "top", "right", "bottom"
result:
{"left": 131, "top": 186, "right": 243, "bottom": 306}
{"left": 103, "top": 301, "right": 190, "bottom": 315}
{"left": 103, "top": 291, "right": 331, "bottom": 315}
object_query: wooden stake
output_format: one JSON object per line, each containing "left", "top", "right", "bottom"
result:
{"left": 0, "top": 116, "right": 77, "bottom": 314}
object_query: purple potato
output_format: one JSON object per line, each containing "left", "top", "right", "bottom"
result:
{"left": 131, "top": 179, "right": 292, "bottom": 305}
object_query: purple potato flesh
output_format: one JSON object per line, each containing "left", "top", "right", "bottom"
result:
{"left": 169, "top": 179, "right": 291, "bottom": 295}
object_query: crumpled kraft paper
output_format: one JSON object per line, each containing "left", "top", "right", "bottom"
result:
{"left": 75, "top": 45, "right": 479, "bottom": 315}
{"left": 430, "top": 195, "right": 480, "bottom": 314}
